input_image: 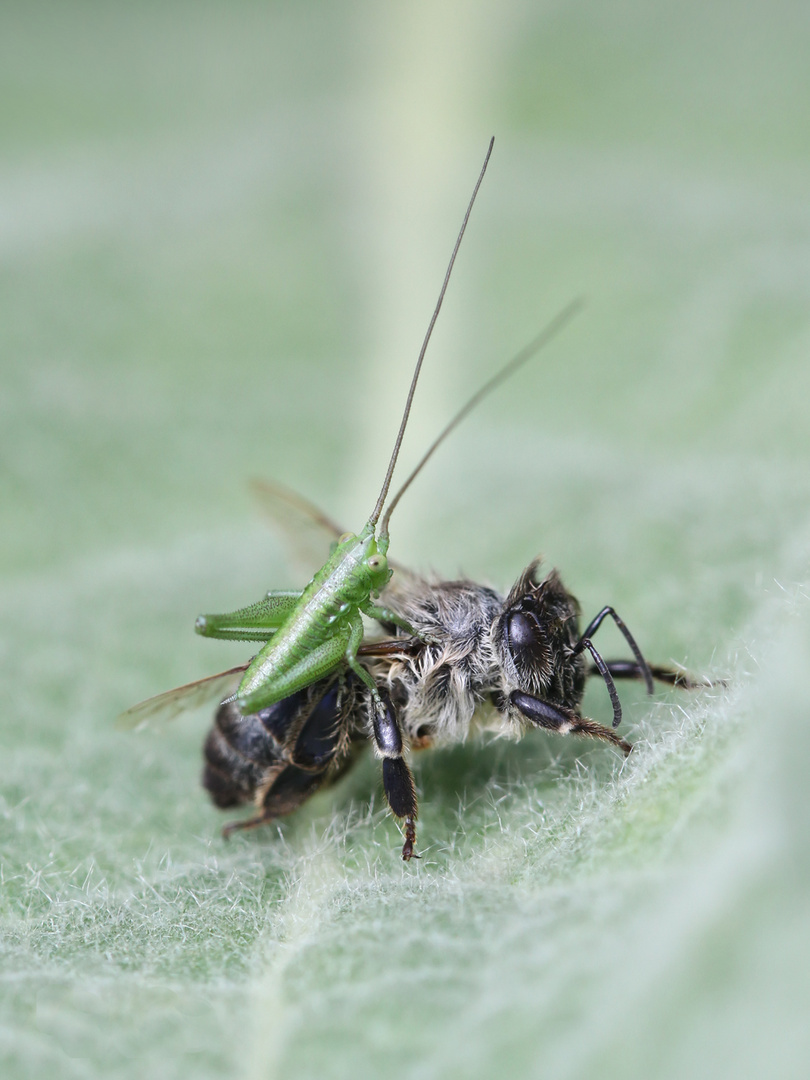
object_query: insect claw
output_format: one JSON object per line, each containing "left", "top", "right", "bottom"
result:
{"left": 401, "top": 814, "right": 418, "bottom": 861}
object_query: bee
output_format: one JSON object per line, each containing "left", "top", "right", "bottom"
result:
{"left": 200, "top": 548, "right": 707, "bottom": 862}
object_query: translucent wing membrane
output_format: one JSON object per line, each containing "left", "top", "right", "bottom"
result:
{"left": 117, "top": 665, "right": 247, "bottom": 729}
{"left": 251, "top": 477, "right": 415, "bottom": 582}
{"left": 249, "top": 477, "right": 346, "bottom": 577}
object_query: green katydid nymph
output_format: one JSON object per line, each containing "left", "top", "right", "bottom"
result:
{"left": 193, "top": 140, "right": 497, "bottom": 720}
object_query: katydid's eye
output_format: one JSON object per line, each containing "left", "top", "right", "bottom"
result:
{"left": 367, "top": 554, "right": 386, "bottom": 572}
{"left": 338, "top": 532, "right": 354, "bottom": 544}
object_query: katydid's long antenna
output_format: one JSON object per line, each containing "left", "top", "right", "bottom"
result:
{"left": 369, "top": 137, "right": 495, "bottom": 534}
{"left": 379, "top": 297, "right": 585, "bottom": 534}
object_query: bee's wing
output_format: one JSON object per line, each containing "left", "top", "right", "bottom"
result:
{"left": 116, "top": 665, "right": 247, "bottom": 730}
{"left": 358, "top": 637, "right": 424, "bottom": 659}
{"left": 250, "top": 477, "right": 414, "bottom": 579}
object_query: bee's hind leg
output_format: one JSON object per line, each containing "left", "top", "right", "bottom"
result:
{"left": 222, "top": 812, "right": 275, "bottom": 839}
{"left": 221, "top": 763, "right": 330, "bottom": 838}
{"left": 370, "top": 687, "right": 419, "bottom": 861}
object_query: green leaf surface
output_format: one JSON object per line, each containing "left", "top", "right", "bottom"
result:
{"left": 3, "top": 2, "right": 809, "bottom": 1077}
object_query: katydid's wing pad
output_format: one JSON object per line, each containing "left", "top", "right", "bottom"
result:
{"left": 117, "top": 665, "right": 247, "bottom": 730}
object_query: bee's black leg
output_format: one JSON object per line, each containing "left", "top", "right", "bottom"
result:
{"left": 591, "top": 660, "right": 716, "bottom": 690}
{"left": 222, "top": 811, "right": 275, "bottom": 839}
{"left": 575, "top": 607, "right": 655, "bottom": 695}
{"left": 221, "top": 762, "right": 331, "bottom": 838}
{"left": 510, "top": 690, "right": 632, "bottom": 755}
{"left": 371, "top": 689, "right": 419, "bottom": 861}
{"left": 577, "top": 637, "right": 622, "bottom": 728}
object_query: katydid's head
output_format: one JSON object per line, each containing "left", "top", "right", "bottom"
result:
{"left": 353, "top": 528, "right": 390, "bottom": 590}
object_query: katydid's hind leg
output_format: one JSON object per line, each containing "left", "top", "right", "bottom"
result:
{"left": 510, "top": 691, "right": 633, "bottom": 756}
{"left": 591, "top": 660, "right": 715, "bottom": 690}
{"left": 372, "top": 686, "right": 419, "bottom": 861}
{"left": 196, "top": 591, "right": 302, "bottom": 643}
{"left": 238, "top": 621, "right": 355, "bottom": 714}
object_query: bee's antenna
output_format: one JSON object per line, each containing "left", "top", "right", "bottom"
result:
{"left": 368, "top": 137, "right": 495, "bottom": 537}
{"left": 379, "top": 297, "right": 584, "bottom": 534}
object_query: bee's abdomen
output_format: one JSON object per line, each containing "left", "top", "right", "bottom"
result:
{"left": 202, "top": 675, "right": 361, "bottom": 820}
{"left": 202, "top": 703, "right": 278, "bottom": 808}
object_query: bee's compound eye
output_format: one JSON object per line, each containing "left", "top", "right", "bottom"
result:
{"left": 505, "top": 611, "right": 539, "bottom": 652}
{"left": 504, "top": 609, "right": 551, "bottom": 673}
{"left": 338, "top": 532, "right": 355, "bottom": 544}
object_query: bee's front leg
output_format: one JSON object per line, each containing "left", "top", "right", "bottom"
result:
{"left": 510, "top": 691, "right": 632, "bottom": 755}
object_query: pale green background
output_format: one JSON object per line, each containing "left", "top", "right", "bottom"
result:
{"left": 2, "top": 3, "right": 809, "bottom": 1078}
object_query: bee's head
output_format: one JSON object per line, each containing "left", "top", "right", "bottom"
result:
{"left": 495, "top": 561, "right": 583, "bottom": 700}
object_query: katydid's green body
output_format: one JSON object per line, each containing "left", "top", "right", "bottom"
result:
{"left": 195, "top": 522, "right": 411, "bottom": 714}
